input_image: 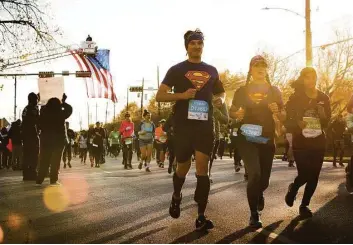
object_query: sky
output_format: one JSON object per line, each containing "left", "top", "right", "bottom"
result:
{"left": 1, "top": 0, "right": 353, "bottom": 130}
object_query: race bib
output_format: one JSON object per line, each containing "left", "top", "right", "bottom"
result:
{"left": 240, "top": 124, "right": 269, "bottom": 144}
{"left": 188, "top": 100, "right": 209, "bottom": 121}
{"left": 240, "top": 124, "right": 263, "bottom": 137}
{"left": 302, "top": 117, "right": 322, "bottom": 138}
{"left": 90, "top": 139, "right": 93, "bottom": 144}
{"left": 126, "top": 126, "right": 131, "bottom": 131}
{"left": 159, "top": 136, "right": 167, "bottom": 143}
{"left": 232, "top": 128, "right": 238, "bottom": 137}
{"left": 125, "top": 138, "right": 132, "bottom": 145}
{"left": 92, "top": 144, "right": 98, "bottom": 147}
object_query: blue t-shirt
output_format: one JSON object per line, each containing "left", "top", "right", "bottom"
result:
{"left": 162, "top": 60, "right": 225, "bottom": 125}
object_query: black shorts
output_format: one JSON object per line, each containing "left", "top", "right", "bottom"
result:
{"left": 155, "top": 142, "right": 167, "bottom": 152}
{"left": 174, "top": 122, "right": 214, "bottom": 163}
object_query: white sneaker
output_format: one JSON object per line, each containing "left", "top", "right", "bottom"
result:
{"left": 34, "top": 183, "right": 42, "bottom": 187}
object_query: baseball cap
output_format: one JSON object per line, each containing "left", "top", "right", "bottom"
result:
{"left": 250, "top": 55, "right": 268, "bottom": 67}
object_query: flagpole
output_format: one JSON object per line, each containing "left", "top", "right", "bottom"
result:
{"left": 157, "top": 66, "right": 161, "bottom": 116}
{"left": 87, "top": 102, "right": 90, "bottom": 128}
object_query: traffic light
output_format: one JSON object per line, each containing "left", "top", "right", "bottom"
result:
{"left": 76, "top": 71, "right": 92, "bottom": 78}
{"left": 129, "top": 86, "right": 143, "bottom": 92}
{"left": 39, "top": 72, "right": 54, "bottom": 78}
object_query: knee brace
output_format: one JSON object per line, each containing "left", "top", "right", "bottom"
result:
{"left": 194, "top": 175, "right": 210, "bottom": 204}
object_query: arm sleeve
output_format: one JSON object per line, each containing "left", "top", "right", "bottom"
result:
{"left": 212, "top": 76, "right": 225, "bottom": 95}
{"left": 284, "top": 94, "right": 299, "bottom": 131}
{"left": 231, "top": 87, "right": 245, "bottom": 110}
{"left": 161, "top": 67, "right": 176, "bottom": 88}
{"left": 214, "top": 103, "right": 229, "bottom": 125}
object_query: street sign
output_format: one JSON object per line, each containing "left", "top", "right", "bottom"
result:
{"left": 129, "top": 86, "right": 143, "bottom": 92}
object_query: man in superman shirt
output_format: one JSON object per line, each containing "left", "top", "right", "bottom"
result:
{"left": 156, "top": 29, "right": 225, "bottom": 231}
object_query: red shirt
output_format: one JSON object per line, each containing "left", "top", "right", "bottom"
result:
{"left": 119, "top": 120, "right": 134, "bottom": 140}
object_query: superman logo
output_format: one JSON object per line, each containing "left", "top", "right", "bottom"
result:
{"left": 185, "top": 71, "right": 211, "bottom": 91}
{"left": 249, "top": 92, "right": 268, "bottom": 104}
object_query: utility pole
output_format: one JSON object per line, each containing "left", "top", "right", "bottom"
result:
{"left": 157, "top": 66, "right": 161, "bottom": 116}
{"left": 87, "top": 102, "right": 90, "bottom": 128}
{"left": 95, "top": 102, "right": 98, "bottom": 123}
{"left": 14, "top": 76, "right": 17, "bottom": 121}
{"left": 141, "top": 77, "right": 144, "bottom": 117}
{"left": 113, "top": 103, "right": 116, "bottom": 121}
{"left": 305, "top": 0, "right": 313, "bottom": 67}
{"left": 105, "top": 101, "right": 108, "bottom": 124}
{"left": 126, "top": 87, "right": 129, "bottom": 110}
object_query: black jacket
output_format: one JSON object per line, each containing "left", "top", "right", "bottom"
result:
{"left": 21, "top": 104, "right": 39, "bottom": 139}
{"left": 8, "top": 122, "right": 22, "bottom": 145}
{"left": 285, "top": 89, "right": 331, "bottom": 150}
{"left": 39, "top": 103, "right": 73, "bottom": 143}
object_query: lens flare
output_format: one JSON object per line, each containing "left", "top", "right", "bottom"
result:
{"left": 62, "top": 174, "right": 89, "bottom": 205}
{"left": 0, "top": 225, "right": 4, "bottom": 243}
{"left": 43, "top": 186, "right": 70, "bottom": 213}
{"left": 7, "top": 213, "right": 22, "bottom": 230}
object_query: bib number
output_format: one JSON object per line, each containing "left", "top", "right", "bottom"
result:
{"left": 240, "top": 124, "right": 269, "bottom": 144}
{"left": 125, "top": 138, "right": 132, "bottom": 145}
{"left": 302, "top": 117, "right": 322, "bottom": 138}
{"left": 188, "top": 100, "right": 209, "bottom": 121}
{"left": 232, "top": 128, "right": 238, "bottom": 137}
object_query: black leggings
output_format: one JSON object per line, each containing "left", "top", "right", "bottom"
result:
{"left": 122, "top": 142, "right": 133, "bottom": 166}
{"left": 237, "top": 137, "right": 275, "bottom": 212}
{"left": 292, "top": 149, "right": 324, "bottom": 206}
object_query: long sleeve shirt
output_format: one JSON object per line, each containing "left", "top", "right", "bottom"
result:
{"left": 285, "top": 90, "right": 331, "bottom": 151}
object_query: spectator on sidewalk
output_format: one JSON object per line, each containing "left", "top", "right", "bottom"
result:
{"left": 36, "top": 94, "right": 72, "bottom": 186}
{"left": 8, "top": 119, "right": 23, "bottom": 170}
{"left": 331, "top": 114, "right": 346, "bottom": 167}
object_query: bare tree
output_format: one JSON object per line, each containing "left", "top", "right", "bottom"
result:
{"left": 0, "top": 0, "right": 61, "bottom": 57}
{"left": 315, "top": 29, "right": 353, "bottom": 117}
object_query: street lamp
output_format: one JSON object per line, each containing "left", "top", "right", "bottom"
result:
{"left": 262, "top": 0, "right": 313, "bottom": 66}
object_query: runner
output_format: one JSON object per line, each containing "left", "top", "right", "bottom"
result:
{"left": 155, "top": 119, "right": 168, "bottom": 168}
{"left": 209, "top": 103, "right": 229, "bottom": 181}
{"left": 137, "top": 110, "right": 155, "bottom": 172}
{"left": 330, "top": 114, "right": 346, "bottom": 167}
{"left": 156, "top": 29, "right": 225, "bottom": 231}
{"left": 109, "top": 127, "right": 120, "bottom": 159}
{"left": 229, "top": 55, "right": 286, "bottom": 229}
{"left": 284, "top": 67, "right": 331, "bottom": 218}
{"left": 87, "top": 125, "right": 95, "bottom": 168}
{"left": 229, "top": 119, "right": 242, "bottom": 173}
{"left": 163, "top": 108, "right": 176, "bottom": 174}
{"left": 78, "top": 130, "right": 88, "bottom": 164}
{"left": 62, "top": 122, "right": 75, "bottom": 169}
{"left": 119, "top": 112, "right": 134, "bottom": 170}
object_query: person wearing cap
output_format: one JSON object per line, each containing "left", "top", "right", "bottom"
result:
{"left": 119, "top": 112, "right": 135, "bottom": 169}
{"left": 230, "top": 55, "right": 286, "bottom": 229}
{"left": 156, "top": 28, "right": 225, "bottom": 231}
{"left": 22, "top": 92, "right": 40, "bottom": 181}
{"left": 284, "top": 67, "right": 331, "bottom": 219}
{"left": 137, "top": 110, "right": 155, "bottom": 172}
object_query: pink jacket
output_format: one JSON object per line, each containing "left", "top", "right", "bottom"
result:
{"left": 119, "top": 121, "right": 134, "bottom": 140}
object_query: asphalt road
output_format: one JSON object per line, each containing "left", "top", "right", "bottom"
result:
{"left": 0, "top": 154, "right": 352, "bottom": 244}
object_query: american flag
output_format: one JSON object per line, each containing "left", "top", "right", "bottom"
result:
{"left": 70, "top": 49, "right": 118, "bottom": 103}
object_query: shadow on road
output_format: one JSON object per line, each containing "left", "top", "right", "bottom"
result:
{"left": 273, "top": 183, "right": 353, "bottom": 243}
{"left": 170, "top": 229, "right": 209, "bottom": 244}
{"left": 120, "top": 226, "right": 167, "bottom": 244}
{"left": 215, "top": 227, "right": 254, "bottom": 244}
